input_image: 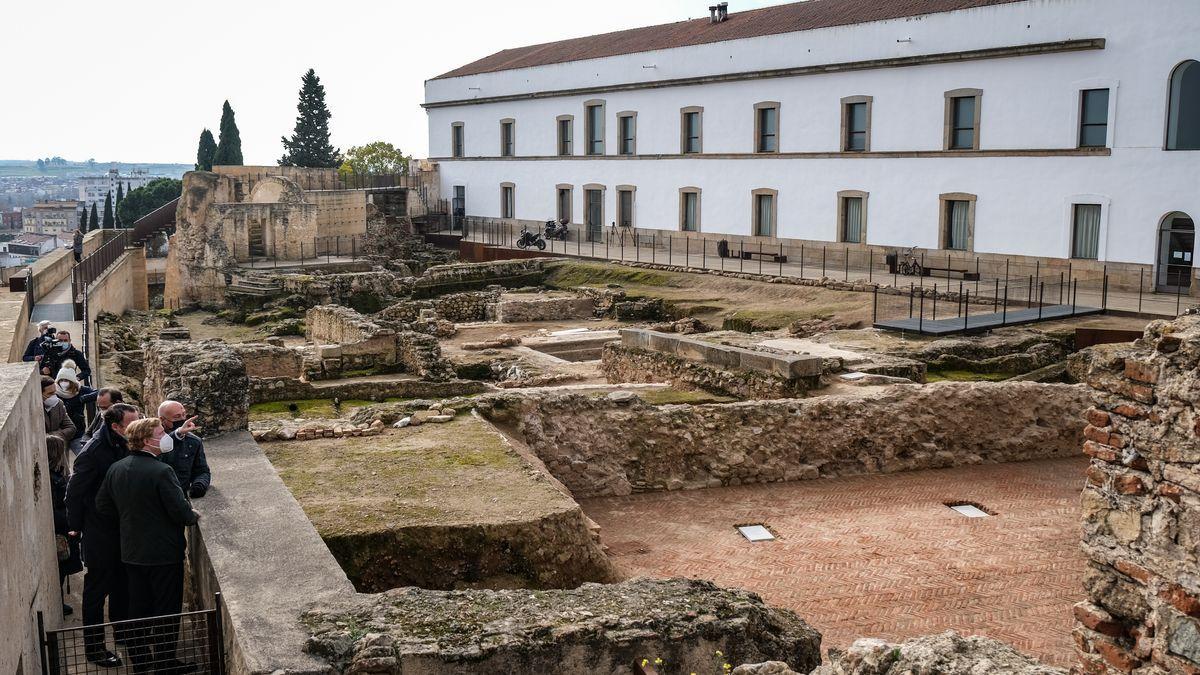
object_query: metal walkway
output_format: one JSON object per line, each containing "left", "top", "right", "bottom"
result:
{"left": 873, "top": 304, "right": 1103, "bottom": 335}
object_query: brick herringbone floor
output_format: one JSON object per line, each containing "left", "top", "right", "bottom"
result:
{"left": 580, "top": 457, "right": 1087, "bottom": 668}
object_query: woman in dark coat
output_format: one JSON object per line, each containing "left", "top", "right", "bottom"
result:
{"left": 47, "top": 434, "right": 83, "bottom": 615}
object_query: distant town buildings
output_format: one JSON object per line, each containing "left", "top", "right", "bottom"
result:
{"left": 0, "top": 232, "right": 63, "bottom": 267}
{"left": 78, "top": 168, "right": 155, "bottom": 212}
{"left": 22, "top": 200, "right": 82, "bottom": 235}
{"left": 1, "top": 210, "right": 22, "bottom": 231}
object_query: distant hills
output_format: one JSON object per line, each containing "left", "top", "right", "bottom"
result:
{"left": 0, "top": 159, "right": 191, "bottom": 179}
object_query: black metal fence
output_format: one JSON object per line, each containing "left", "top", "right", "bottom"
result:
{"left": 454, "top": 218, "right": 1189, "bottom": 318}
{"left": 38, "top": 594, "right": 225, "bottom": 675}
{"left": 251, "top": 234, "right": 370, "bottom": 267}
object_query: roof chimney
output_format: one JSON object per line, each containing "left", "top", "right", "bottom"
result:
{"left": 718, "top": 2, "right": 728, "bottom": 21}
{"left": 709, "top": 5, "right": 719, "bottom": 23}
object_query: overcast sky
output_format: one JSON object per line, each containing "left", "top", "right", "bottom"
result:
{"left": 4, "top": 0, "right": 780, "bottom": 166}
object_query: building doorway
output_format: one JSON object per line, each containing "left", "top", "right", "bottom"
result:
{"left": 451, "top": 186, "right": 465, "bottom": 231}
{"left": 248, "top": 219, "right": 266, "bottom": 258}
{"left": 585, "top": 188, "right": 603, "bottom": 242}
{"left": 1157, "top": 212, "right": 1194, "bottom": 293}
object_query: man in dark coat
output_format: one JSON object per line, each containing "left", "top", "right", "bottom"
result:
{"left": 22, "top": 320, "right": 52, "bottom": 362}
{"left": 41, "top": 330, "right": 91, "bottom": 384}
{"left": 65, "top": 403, "right": 139, "bottom": 667}
{"left": 96, "top": 418, "right": 200, "bottom": 675}
{"left": 156, "top": 401, "right": 210, "bottom": 498}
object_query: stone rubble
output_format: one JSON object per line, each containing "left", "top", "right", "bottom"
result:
{"left": 808, "top": 631, "right": 1065, "bottom": 674}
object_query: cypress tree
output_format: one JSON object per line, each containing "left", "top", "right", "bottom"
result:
{"left": 196, "top": 128, "right": 218, "bottom": 171}
{"left": 88, "top": 203, "right": 99, "bottom": 231}
{"left": 213, "top": 100, "right": 244, "bottom": 167}
{"left": 102, "top": 191, "right": 114, "bottom": 229}
{"left": 78, "top": 208, "right": 87, "bottom": 232}
{"left": 115, "top": 183, "right": 124, "bottom": 226}
{"left": 279, "top": 69, "right": 340, "bottom": 168}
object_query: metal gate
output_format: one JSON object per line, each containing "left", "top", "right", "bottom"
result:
{"left": 38, "top": 594, "right": 225, "bottom": 675}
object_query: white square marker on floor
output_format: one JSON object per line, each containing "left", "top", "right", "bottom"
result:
{"left": 948, "top": 504, "right": 991, "bottom": 518}
{"left": 737, "top": 525, "right": 775, "bottom": 541}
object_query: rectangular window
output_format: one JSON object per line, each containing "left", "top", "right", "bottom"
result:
{"left": 754, "top": 194, "right": 774, "bottom": 237}
{"left": 1072, "top": 203, "right": 1101, "bottom": 259}
{"left": 842, "top": 197, "right": 863, "bottom": 243}
{"left": 500, "top": 121, "right": 514, "bottom": 157}
{"left": 558, "top": 118, "right": 573, "bottom": 156}
{"left": 950, "top": 97, "right": 976, "bottom": 150}
{"left": 585, "top": 188, "right": 603, "bottom": 241}
{"left": 757, "top": 107, "right": 777, "bottom": 153}
{"left": 682, "top": 111, "right": 701, "bottom": 153}
{"left": 451, "top": 124, "right": 464, "bottom": 158}
{"left": 618, "top": 189, "right": 634, "bottom": 227}
{"left": 681, "top": 192, "right": 699, "bottom": 232}
{"left": 618, "top": 115, "right": 636, "bottom": 155}
{"left": 945, "top": 200, "right": 970, "bottom": 250}
{"left": 1079, "top": 89, "right": 1109, "bottom": 148}
{"left": 845, "top": 103, "right": 867, "bottom": 151}
{"left": 586, "top": 104, "right": 604, "bottom": 155}
{"left": 501, "top": 185, "right": 514, "bottom": 219}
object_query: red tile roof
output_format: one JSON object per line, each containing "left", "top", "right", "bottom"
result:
{"left": 432, "top": 0, "right": 1028, "bottom": 80}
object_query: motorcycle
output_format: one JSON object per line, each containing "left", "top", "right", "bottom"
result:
{"left": 515, "top": 225, "right": 546, "bottom": 250}
{"left": 544, "top": 219, "right": 570, "bottom": 241}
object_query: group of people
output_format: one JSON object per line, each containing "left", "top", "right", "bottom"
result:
{"left": 40, "top": 343, "right": 213, "bottom": 675}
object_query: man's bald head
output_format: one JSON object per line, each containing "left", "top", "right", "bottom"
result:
{"left": 158, "top": 400, "right": 186, "bottom": 422}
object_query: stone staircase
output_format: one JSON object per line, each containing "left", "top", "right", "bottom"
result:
{"left": 226, "top": 274, "right": 282, "bottom": 297}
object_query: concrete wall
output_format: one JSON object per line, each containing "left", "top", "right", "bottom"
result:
{"left": 0, "top": 363, "right": 65, "bottom": 675}
{"left": 28, "top": 248, "right": 73, "bottom": 303}
{"left": 309, "top": 190, "right": 368, "bottom": 239}
{"left": 482, "top": 381, "right": 1092, "bottom": 498}
{"left": 85, "top": 248, "right": 149, "bottom": 385}
{"left": 426, "top": 0, "right": 1200, "bottom": 273}
{"left": 1071, "top": 316, "right": 1200, "bottom": 674}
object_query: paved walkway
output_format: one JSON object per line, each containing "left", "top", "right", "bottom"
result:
{"left": 580, "top": 457, "right": 1086, "bottom": 668}
{"left": 28, "top": 273, "right": 82, "bottom": 346}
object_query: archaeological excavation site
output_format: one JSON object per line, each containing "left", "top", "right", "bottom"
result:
{"left": 74, "top": 167, "right": 1198, "bottom": 675}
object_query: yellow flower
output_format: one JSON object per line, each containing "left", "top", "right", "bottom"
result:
{"left": 715, "top": 651, "right": 723, "bottom": 657}
{"left": 641, "top": 659, "right": 648, "bottom": 667}
{"left": 654, "top": 658, "right": 663, "bottom": 665}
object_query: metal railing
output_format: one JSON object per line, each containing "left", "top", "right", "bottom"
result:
{"left": 72, "top": 230, "right": 130, "bottom": 306}
{"left": 130, "top": 196, "right": 179, "bottom": 244}
{"left": 38, "top": 593, "right": 226, "bottom": 675}
{"left": 451, "top": 217, "right": 1189, "bottom": 318}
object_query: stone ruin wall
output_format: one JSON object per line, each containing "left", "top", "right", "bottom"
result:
{"left": 143, "top": 339, "right": 250, "bottom": 434}
{"left": 1071, "top": 316, "right": 1200, "bottom": 675}
{"left": 480, "top": 382, "right": 1092, "bottom": 498}
{"left": 377, "top": 290, "right": 501, "bottom": 324}
{"left": 411, "top": 258, "right": 547, "bottom": 298}
{"left": 304, "top": 305, "right": 453, "bottom": 381}
{"left": 495, "top": 295, "right": 597, "bottom": 323}
{"left": 601, "top": 343, "right": 813, "bottom": 399}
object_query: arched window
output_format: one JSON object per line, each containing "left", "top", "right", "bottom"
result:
{"left": 1167, "top": 60, "right": 1200, "bottom": 150}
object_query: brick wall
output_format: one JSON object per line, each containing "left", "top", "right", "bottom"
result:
{"left": 1072, "top": 316, "right": 1200, "bottom": 674}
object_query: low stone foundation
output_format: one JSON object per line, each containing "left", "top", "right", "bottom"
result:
{"left": 377, "top": 289, "right": 500, "bottom": 324}
{"left": 412, "top": 258, "right": 547, "bottom": 298}
{"left": 496, "top": 294, "right": 597, "bottom": 323}
{"left": 305, "top": 306, "right": 454, "bottom": 381}
{"left": 247, "top": 377, "right": 489, "bottom": 406}
{"left": 480, "top": 382, "right": 1091, "bottom": 498}
{"left": 1070, "top": 316, "right": 1200, "bottom": 675}
{"left": 302, "top": 578, "right": 822, "bottom": 675}
{"left": 810, "top": 631, "right": 1065, "bottom": 674}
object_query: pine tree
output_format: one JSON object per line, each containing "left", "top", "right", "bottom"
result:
{"left": 102, "top": 191, "right": 114, "bottom": 229}
{"left": 279, "top": 69, "right": 340, "bottom": 168}
{"left": 196, "top": 128, "right": 218, "bottom": 171}
{"left": 88, "top": 203, "right": 99, "bottom": 232}
{"left": 213, "top": 101, "right": 244, "bottom": 167}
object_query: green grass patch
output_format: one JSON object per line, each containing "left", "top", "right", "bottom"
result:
{"left": 546, "top": 262, "right": 675, "bottom": 289}
{"left": 722, "top": 309, "right": 809, "bottom": 332}
{"left": 925, "top": 369, "right": 1015, "bottom": 383}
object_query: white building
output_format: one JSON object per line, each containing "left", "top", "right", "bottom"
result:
{"left": 424, "top": 0, "right": 1200, "bottom": 293}
{"left": 78, "top": 168, "right": 155, "bottom": 213}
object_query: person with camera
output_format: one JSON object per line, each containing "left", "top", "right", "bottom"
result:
{"left": 41, "top": 329, "right": 92, "bottom": 385}
{"left": 22, "top": 320, "right": 53, "bottom": 362}
{"left": 156, "top": 401, "right": 210, "bottom": 499}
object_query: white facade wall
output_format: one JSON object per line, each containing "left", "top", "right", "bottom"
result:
{"left": 78, "top": 169, "right": 155, "bottom": 213}
{"left": 424, "top": 0, "right": 1200, "bottom": 267}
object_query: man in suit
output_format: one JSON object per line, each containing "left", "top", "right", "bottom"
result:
{"left": 96, "top": 417, "right": 200, "bottom": 675}
{"left": 65, "top": 403, "right": 139, "bottom": 667}
{"left": 156, "top": 401, "right": 210, "bottom": 499}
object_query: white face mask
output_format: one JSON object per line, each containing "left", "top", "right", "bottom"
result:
{"left": 43, "top": 395, "right": 61, "bottom": 409}
{"left": 156, "top": 433, "right": 174, "bottom": 454}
